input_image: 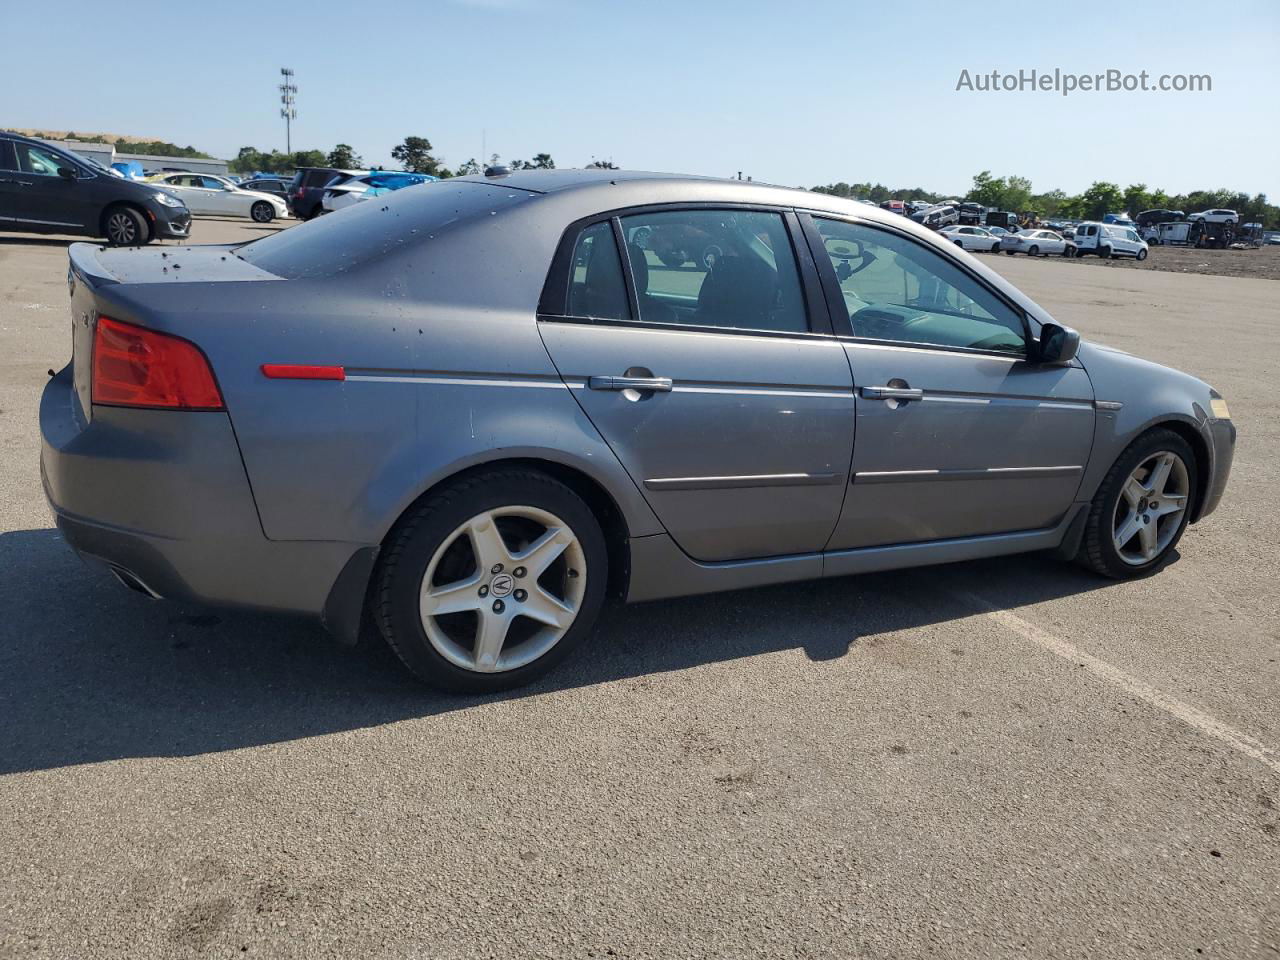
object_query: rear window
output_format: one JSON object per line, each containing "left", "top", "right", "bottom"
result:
{"left": 235, "top": 180, "right": 532, "bottom": 279}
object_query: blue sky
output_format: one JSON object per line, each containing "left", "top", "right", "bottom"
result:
{"left": 3, "top": 0, "right": 1276, "bottom": 197}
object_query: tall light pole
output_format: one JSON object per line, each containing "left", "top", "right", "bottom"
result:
{"left": 279, "top": 68, "right": 297, "bottom": 155}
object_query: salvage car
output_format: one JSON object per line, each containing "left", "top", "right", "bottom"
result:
{"left": 939, "top": 224, "right": 1001, "bottom": 252}
{"left": 1000, "top": 229, "right": 1073, "bottom": 256}
{"left": 40, "top": 170, "right": 1235, "bottom": 692}
{"left": 145, "top": 173, "right": 288, "bottom": 222}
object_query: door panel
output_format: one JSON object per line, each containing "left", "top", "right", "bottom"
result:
{"left": 540, "top": 321, "right": 855, "bottom": 562}
{"left": 831, "top": 343, "right": 1095, "bottom": 548}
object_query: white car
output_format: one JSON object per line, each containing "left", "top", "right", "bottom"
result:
{"left": 1188, "top": 208, "right": 1239, "bottom": 224}
{"left": 939, "top": 225, "right": 1001, "bottom": 253}
{"left": 1074, "top": 222, "right": 1149, "bottom": 260}
{"left": 320, "top": 172, "right": 436, "bottom": 214}
{"left": 1000, "top": 229, "right": 1071, "bottom": 256}
{"left": 145, "top": 173, "right": 288, "bottom": 222}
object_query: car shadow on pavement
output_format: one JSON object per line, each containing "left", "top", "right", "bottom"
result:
{"left": 0, "top": 235, "right": 77, "bottom": 248}
{"left": 0, "top": 526, "right": 1121, "bottom": 775}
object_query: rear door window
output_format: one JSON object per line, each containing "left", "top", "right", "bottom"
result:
{"left": 566, "top": 222, "right": 630, "bottom": 321}
{"left": 617, "top": 209, "right": 809, "bottom": 333}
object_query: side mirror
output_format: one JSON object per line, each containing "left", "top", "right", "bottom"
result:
{"left": 57, "top": 166, "right": 77, "bottom": 181}
{"left": 1037, "top": 322, "right": 1080, "bottom": 365}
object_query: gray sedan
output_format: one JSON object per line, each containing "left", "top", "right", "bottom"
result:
{"left": 40, "top": 170, "right": 1236, "bottom": 692}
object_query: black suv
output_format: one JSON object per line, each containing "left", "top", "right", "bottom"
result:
{"left": 239, "top": 177, "right": 291, "bottom": 202}
{"left": 288, "top": 166, "right": 366, "bottom": 220}
{"left": 0, "top": 131, "right": 191, "bottom": 244}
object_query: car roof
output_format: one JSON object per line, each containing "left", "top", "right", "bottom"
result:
{"left": 448, "top": 168, "right": 925, "bottom": 228}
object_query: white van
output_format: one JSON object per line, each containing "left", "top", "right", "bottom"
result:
{"left": 1074, "top": 222, "right": 1149, "bottom": 260}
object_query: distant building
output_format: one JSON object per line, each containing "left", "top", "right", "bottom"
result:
{"left": 38, "top": 138, "right": 229, "bottom": 176}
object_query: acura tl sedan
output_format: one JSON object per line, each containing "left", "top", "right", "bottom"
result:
{"left": 40, "top": 170, "right": 1236, "bottom": 692}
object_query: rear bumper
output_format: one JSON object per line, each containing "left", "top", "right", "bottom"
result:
{"left": 40, "top": 365, "right": 366, "bottom": 622}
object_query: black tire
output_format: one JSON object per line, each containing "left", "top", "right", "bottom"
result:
{"left": 991, "top": 243, "right": 1001, "bottom": 253}
{"left": 1100, "top": 245, "right": 1114, "bottom": 259}
{"left": 102, "top": 205, "right": 149, "bottom": 246}
{"left": 1136, "top": 248, "right": 1148, "bottom": 261}
{"left": 1064, "top": 246, "right": 1077, "bottom": 258}
{"left": 1005, "top": 249, "right": 1016, "bottom": 255}
{"left": 250, "top": 200, "right": 275, "bottom": 223}
{"left": 1028, "top": 245, "right": 1040, "bottom": 257}
{"left": 1076, "top": 428, "right": 1198, "bottom": 580}
{"left": 374, "top": 469, "right": 609, "bottom": 693}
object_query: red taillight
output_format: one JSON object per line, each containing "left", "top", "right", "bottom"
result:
{"left": 92, "top": 315, "right": 224, "bottom": 410}
{"left": 261, "top": 364, "right": 345, "bottom": 380}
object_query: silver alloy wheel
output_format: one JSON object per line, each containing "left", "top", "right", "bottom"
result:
{"left": 418, "top": 506, "right": 586, "bottom": 673}
{"left": 106, "top": 211, "right": 138, "bottom": 244}
{"left": 251, "top": 201, "right": 273, "bottom": 223}
{"left": 1113, "top": 451, "right": 1190, "bottom": 565}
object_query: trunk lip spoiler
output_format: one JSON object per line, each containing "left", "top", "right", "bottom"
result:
{"left": 69, "top": 242, "right": 119, "bottom": 288}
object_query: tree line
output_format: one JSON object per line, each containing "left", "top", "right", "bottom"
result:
{"left": 228, "top": 136, "right": 618, "bottom": 177}
{"left": 811, "top": 171, "right": 1279, "bottom": 228}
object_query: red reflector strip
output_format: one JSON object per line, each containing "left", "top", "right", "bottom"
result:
{"left": 261, "top": 364, "right": 346, "bottom": 381}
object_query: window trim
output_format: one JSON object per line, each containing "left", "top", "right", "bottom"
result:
{"left": 798, "top": 211, "right": 1034, "bottom": 360}
{"left": 537, "top": 202, "right": 833, "bottom": 338}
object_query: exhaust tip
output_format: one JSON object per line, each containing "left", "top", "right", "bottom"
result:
{"left": 109, "top": 565, "right": 162, "bottom": 600}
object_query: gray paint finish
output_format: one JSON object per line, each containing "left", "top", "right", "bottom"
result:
{"left": 41, "top": 169, "right": 1235, "bottom": 638}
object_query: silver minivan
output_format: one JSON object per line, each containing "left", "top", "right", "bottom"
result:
{"left": 1074, "top": 222, "right": 1150, "bottom": 260}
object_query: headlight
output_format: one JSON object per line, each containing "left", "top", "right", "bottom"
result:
{"left": 1209, "top": 390, "right": 1230, "bottom": 420}
{"left": 152, "top": 192, "right": 185, "bottom": 208}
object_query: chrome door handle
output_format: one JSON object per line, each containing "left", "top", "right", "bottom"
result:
{"left": 861, "top": 386, "right": 923, "bottom": 401}
{"left": 588, "top": 375, "right": 673, "bottom": 393}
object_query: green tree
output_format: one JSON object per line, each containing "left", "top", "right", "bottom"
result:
{"left": 1122, "top": 183, "right": 1151, "bottom": 216}
{"left": 455, "top": 158, "right": 482, "bottom": 176}
{"left": 1030, "top": 189, "right": 1069, "bottom": 218}
{"left": 291, "top": 149, "right": 327, "bottom": 169}
{"left": 966, "top": 171, "right": 1032, "bottom": 212}
{"left": 391, "top": 136, "right": 444, "bottom": 175}
{"left": 327, "top": 143, "right": 363, "bottom": 168}
{"left": 1079, "top": 181, "right": 1126, "bottom": 220}
{"left": 530, "top": 152, "right": 555, "bottom": 169}
{"left": 585, "top": 159, "right": 618, "bottom": 169}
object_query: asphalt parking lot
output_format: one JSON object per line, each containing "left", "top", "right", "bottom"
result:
{"left": 1, "top": 220, "right": 1277, "bottom": 959}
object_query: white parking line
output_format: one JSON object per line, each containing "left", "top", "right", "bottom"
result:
{"left": 953, "top": 590, "right": 1280, "bottom": 777}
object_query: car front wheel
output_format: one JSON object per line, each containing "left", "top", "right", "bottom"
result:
{"left": 1136, "top": 248, "right": 1148, "bottom": 261}
{"left": 375, "top": 469, "right": 608, "bottom": 693}
{"left": 103, "top": 206, "right": 148, "bottom": 246}
{"left": 1078, "top": 429, "right": 1197, "bottom": 579}
{"left": 251, "top": 201, "right": 275, "bottom": 223}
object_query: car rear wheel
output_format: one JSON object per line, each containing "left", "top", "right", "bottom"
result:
{"left": 1077, "top": 429, "right": 1197, "bottom": 579}
{"left": 250, "top": 201, "right": 275, "bottom": 223}
{"left": 1028, "top": 245, "right": 1040, "bottom": 257}
{"left": 374, "top": 469, "right": 608, "bottom": 693}
{"left": 103, "top": 206, "right": 148, "bottom": 246}
{"left": 1100, "top": 245, "right": 1114, "bottom": 259}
